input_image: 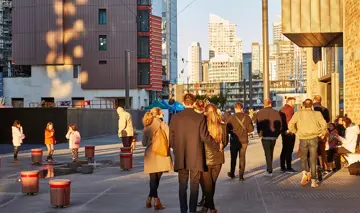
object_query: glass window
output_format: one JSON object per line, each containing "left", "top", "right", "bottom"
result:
{"left": 138, "top": 37, "right": 150, "bottom": 58}
{"left": 137, "top": 10, "right": 149, "bottom": 32}
{"left": 138, "top": 63, "right": 150, "bottom": 85}
{"left": 73, "top": 65, "right": 80, "bottom": 78}
{"left": 99, "top": 9, "right": 107, "bottom": 24}
{"left": 137, "top": 0, "right": 151, "bottom": 5}
{"left": 99, "top": 35, "right": 107, "bottom": 51}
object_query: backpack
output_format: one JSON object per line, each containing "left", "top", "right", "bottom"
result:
{"left": 152, "top": 124, "right": 169, "bottom": 157}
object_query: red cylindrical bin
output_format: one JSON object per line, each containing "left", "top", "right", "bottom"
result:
{"left": 31, "top": 149, "right": 43, "bottom": 164}
{"left": 49, "top": 179, "right": 71, "bottom": 208}
{"left": 120, "top": 147, "right": 132, "bottom": 153}
{"left": 85, "top": 146, "right": 95, "bottom": 160}
{"left": 120, "top": 153, "right": 133, "bottom": 170}
{"left": 21, "top": 170, "right": 39, "bottom": 195}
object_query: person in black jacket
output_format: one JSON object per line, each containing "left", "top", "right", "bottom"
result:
{"left": 170, "top": 94, "right": 220, "bottom": 213}
{"left": 313, "top": 95, "right": 330, "bottom": 172}
{"left": 254, "top": 98, "right": 282, "bottom": 176}
{"left": 222, "top": 106, "right": 232, "bottom": 123}
{"left": 226, "top": 102, "right": 254, "bottom": 181}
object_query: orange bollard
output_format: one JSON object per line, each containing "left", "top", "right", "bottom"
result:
{"left": 120, "top": 147, "right": 132, "bottom": 153}
{"left": 49, "top": 179, "right": 71, "bottom": 208}
{"left": 85, "top": 146, "right": 95, "bottom": 161}
{"left": 21, "top": 170, "right": 39, "bottom": 195}
{"left": 120, "top": 153, "right": 133, "bottom": 170}
{"left": 31, "top": 149, "right": 43, "bottom": 164}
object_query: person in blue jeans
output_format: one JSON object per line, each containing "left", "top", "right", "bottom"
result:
{"left": 288, "top": 99, "right": 327, "bottom": 188}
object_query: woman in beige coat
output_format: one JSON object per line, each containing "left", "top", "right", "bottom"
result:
{"left": 142, "top": 107, "right": 173, "bottom": 210}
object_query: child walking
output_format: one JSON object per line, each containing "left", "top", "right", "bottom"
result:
{"left": 44, "top": 122, "right": 55, "bottom": 161}
{"left": 12, "top": 120, "right": 25, "bottom": 163}
{"left": 66, "top": 124, "right": 81, "bottom": 162}
{"left": 326, "top": 123, "right": 339, "bottom": 172}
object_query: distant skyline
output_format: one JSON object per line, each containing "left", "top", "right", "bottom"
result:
{"left": 177, "top": 0, "right": 282, "bottom": 78}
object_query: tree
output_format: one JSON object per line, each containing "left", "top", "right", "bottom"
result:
{"left": 218, "top": 92, "right": 227, "bottom": 110}
{"left": 195, "top": 94, "right": 207, "bottom": 101}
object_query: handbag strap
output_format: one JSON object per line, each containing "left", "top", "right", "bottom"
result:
{"left": 234, "top": 115, "right": 246, "bottom": 131}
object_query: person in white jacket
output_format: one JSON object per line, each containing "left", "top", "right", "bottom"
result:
{"left": 66, "top": 124, "right": 81, "bottom": 162}
{"left": 12, "top": 120, "right": 24, "bottom": 162}
{"left": 335, "top": 117, "right": 360, "bottom": 154}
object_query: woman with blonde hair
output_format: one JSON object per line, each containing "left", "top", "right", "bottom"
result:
{"left": 142, "top": 107, "right": 173, "bottom": 210}
{"left": 198, "top": 104, "right": 228, "bottom": 213}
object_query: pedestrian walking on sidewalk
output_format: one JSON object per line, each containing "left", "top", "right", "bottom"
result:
{"left": 197, "top": 104, "right": 228, "bottom": 213}
{"left": 313, "top": 95, "right": 330, "bottom": 172}
{"left": 170, "top": 94, "right": 220, "bottom": 213}
{"left": 279, "top": 97, "right": 297, "bottom": 173}
{"left": 117, "top": 107, "right": 134, "bottom": 147}
{"left": 142, "top": 108, "right": 173, "bottom": 210}
{"left": 12, "top": 120, "right": 25, "bottom": 163}
{"left": 44, "top": 122, "right": 55, "bottom": 162}
{"left": 226, "top": 102, "right": 254, "bottom": 181}
{"left": 255, "top": 98, "right": 282, "bottom": 177}
{"left": 222, "top": 106, "right": 232, "bottom": 123}
{"left": 66, "top": 124, "right": 81, "bottom": 162}
{"left": 288, "top": 99, "right": 327, "bottom": 188}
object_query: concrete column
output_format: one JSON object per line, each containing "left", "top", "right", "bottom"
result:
{"left": 262, "top": 0, "right": 270, "bottom": 100}
{"left": 306, "top": 48, "right": 313, "bottom": 98}
{"left": 331, "top": 72, "right": 340, "bottom": 121}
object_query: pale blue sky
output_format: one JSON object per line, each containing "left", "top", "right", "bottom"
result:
{"left": 177, "top": 0, "right": 282, "bottom": 76}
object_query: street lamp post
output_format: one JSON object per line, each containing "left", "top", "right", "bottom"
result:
{"left": 262, "top": 0, "right": 270, "bottom": 100}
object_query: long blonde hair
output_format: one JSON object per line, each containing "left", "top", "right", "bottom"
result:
{"left": 143, "top": 107, "right": 163, "bottom": 127}
{"left": 204, "top": 104, "right": 223, "bottom": 143}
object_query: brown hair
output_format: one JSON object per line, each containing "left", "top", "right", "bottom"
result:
{"left": 46, "top": 122, "right": 54, "bottom": 131}
{"left": 286, "top": 97, "right": 296, "bottom": 103}
{"left": 303, "top": 99, "right": 313, "bottom": 108}
{"left": 142, "top": 112, "right": 155, "bottom": 127}
{"left": 13, "top": 120, "right": 20, "bottom": 127}
{"left": 183, "top": 93, "right": 195, "bottom": 106}
{"left": 204, "top": 104, "right": 223, "bottom": 143}
{"left": 150, "top": 107, "right": 163, "bottom": 117}
{"left": 234, "top": 102, "right": 243, "bottom": 110}
{"left": 313, "top": 95, "right": 322, "bottom": 103}
{"left": 69, "top": 124, "right": 78, "bottom": 131}
{"left": 264, "top": 98, "right": 272, "bottom": 107}
{"left": 344, "top": 117, "right": 352, "bottom": 128}
{"left": 194, "top": 100, "right": 205, "bottom": 112}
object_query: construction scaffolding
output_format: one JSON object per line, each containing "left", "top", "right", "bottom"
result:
{"left": 0, "top": 0, "right": 12, "bottom": 72}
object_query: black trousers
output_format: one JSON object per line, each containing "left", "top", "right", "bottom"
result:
{"left": 203, "top": 165, "right": 222, "bottom": 210}
{"left": 280, "top": 133, "right": 296, "bottom": 169}
{"left": 230, "top": 142, "right": 248, "bottom": 176}
{"left": 149, "top": 172, "right": 163, "bottom": 198}
{"left": 14, "top": 146, "right": 20, "bottom": 159}
{"left": 178, "top": 169, "right": 201, "bottom": 213}
{"left": 261, "top": 139, "right": 277, "bottom": 173}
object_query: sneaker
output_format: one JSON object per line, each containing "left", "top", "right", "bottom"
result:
{"left": 13, "top": 159, "right": 19, "bottom": 163}
{"left": 311, "top": 179, "right": 319, "bottom": 188}
{"left": 286, "top": 168, "right": 297, "bottom": 173}
{"left": 264, "top": 172, "right": 273, "bottom": 177}
{"left": 300, "top": 172, "right": 308, "bottom": 185}
{"left": 239, "top": 175, "right": 245, "bottom": 181}
{"left": 227, "top": 172, "right": 235, "bottom": 179}
{"left": 281, "top": 168, "right": 287, "bottom": 172}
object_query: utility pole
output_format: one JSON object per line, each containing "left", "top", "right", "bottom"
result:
{"left": 125, "top": 50, "right": 130, "bottom": 109}
{"left": 262, "top": 0, "right": 270, "bottom": 100}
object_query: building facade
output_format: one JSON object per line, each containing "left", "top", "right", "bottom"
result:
{"left": 242, "top": 53, "right": 252, "bottom": 80}
{"left": 202, "top": 60, "right": 209, "bottom": 83}
{"left": 5, "top": 0, "right": 162, "bottom": 109}
{"left": 276, "top": 40, "right": 295, "bottom": 81}
{"left": 251, "top": 42, "right": 262, "bottom": 79}
{"left": 162, "top": 0, "right": 177, "bottom": 84}
{"left": 0, "top": 0, "right": 11, "bottom": 73}
{"left": 208, "top": 54, "right": 241, "bottom": 83}
{"left": 188, "top": 42, "right": 202, "bottom": 83}
{"left": 208, "top": 14, "right": 242, "bottom": 61}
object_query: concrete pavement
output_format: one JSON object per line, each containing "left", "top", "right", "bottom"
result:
{"left": 1, "top": 135, "right": 360, "bottom": 213}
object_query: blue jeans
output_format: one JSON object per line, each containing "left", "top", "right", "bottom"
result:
{"left": 300, "top": 138, "right": 318, "bottom": 179}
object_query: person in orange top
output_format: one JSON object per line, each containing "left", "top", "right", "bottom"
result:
{"left": 45, "top": 122, "right": 55, "bottom": 161}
